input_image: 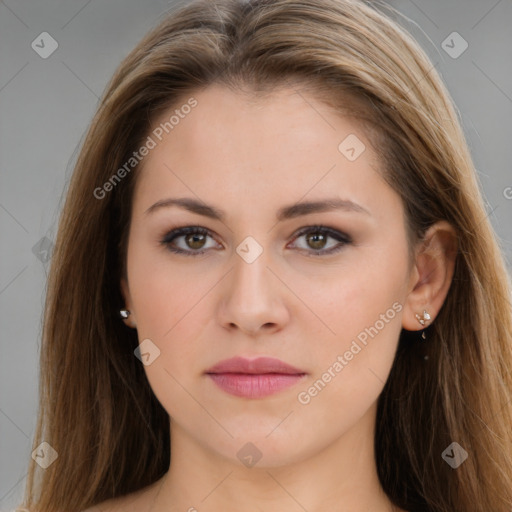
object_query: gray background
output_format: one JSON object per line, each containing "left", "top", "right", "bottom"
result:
{"left": 1, "top": 0, "right": 511, "bottom": 509}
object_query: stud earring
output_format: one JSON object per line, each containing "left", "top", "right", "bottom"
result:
{"left": 119, "top": 309, "right": 130, "bottom": 319}
{"left": 415, "top": 310, "right": 431, "bottom": 326}
{"left": 415, "top": 310, "right": 431, "bottom": 340}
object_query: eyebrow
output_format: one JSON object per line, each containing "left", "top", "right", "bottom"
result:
{"left": 144, "top": 196, "right": 370, "bottom": 221}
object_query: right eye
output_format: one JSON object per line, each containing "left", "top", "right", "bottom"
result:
{"left": 160, "top": 226, "right": 221, "bottom": 256}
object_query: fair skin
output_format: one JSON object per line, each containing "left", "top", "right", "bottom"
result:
{"left": 88, "top": 83, "right": 456, "bottom": 512}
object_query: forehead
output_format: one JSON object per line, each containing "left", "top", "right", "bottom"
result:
{"left": 130, "top": 83, "right": 394, "bottom": 222}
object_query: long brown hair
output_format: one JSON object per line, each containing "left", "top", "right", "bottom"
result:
{"left": 20, "top": 0, "right": 512, "bottom": 510}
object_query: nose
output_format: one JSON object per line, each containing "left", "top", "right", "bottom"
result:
{"left": 217, "top": 245, "right": 290, "bottom": 336}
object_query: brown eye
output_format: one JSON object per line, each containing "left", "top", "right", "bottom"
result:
{"left": 290, "top": 226, "right": 352, "bottom": 256}
{"left": 305, "top": 232, "right": 328, "bottom": 250}
{"left": 184, "top": 232, "right": 207, "bottom": 250}
{"left": 161, "top": 226, "right": 219, "bottom": 255}
{"left": 160, "top": 225, "right": 351, "bottom": 257}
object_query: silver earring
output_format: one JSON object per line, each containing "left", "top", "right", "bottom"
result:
{"left": 119, "top": 309, "right": 130, "bottom": 319}
{"left": 415, "top": 310, "right": 431, "bottom": 341}
{"left": 415, "top": 310, "right": 431, "bottom": 326}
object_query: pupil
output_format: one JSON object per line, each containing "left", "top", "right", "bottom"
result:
{"left": 308, "top": 233, "right": 326, "bottom": 249}
{"left": 188, "top": 233, "right": 205, "bottom": 249}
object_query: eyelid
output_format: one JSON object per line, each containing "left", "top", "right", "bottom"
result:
{"left": 159, "top": 224, "right": 352, "bottom": 256}
{"left": 160, "top": 225, "right": 222, "bottom": 252}
{"left": 290, "top": 225, "right": 351, "bottom": 244}
{"left": 287, "top": 225, "right": 352, "bottom": 256}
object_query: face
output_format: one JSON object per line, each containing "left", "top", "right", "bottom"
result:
{"left": 121, "top": 83, "right": 415, "bottom": 467}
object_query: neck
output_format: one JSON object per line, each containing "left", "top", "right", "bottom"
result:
{"left": 147, "top": 402, "right": 400, "bottom": 512}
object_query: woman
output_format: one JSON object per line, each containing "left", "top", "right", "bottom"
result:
{"left": 19, "top": 0, "right": 512, "bottom": 511}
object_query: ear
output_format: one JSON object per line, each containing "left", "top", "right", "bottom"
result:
{"left": 120, "top": 277, "right": 137, "bottom": 329}
{"left": 402, "top": 220, "right": 458, "bottom": 331}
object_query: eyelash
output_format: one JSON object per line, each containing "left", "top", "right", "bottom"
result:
{"left": 159, "top": 225, "right": 352, "bottom": 257}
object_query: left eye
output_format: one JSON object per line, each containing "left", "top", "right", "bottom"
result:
{"left": 290, "top": 226, "right": 352, "bottom": 255}
{"left": 160, "top": 225, "right": 351, "bottom": 256}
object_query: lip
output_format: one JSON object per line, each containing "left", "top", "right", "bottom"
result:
{"left": 206, "top": 356, "right": 305, "bottom": 375}
{"left": 205, "top": 356, "right": 307, "bottom": 399}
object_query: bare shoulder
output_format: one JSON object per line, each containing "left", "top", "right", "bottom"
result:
{"left": 80, "top": 494, "right": 135, "bottom": 512}
{"left": 81, "top": 494, "right": 144, "bottom": 512}
{"left": 81, "top": 496, "right": 126, "bottom": 512}
{"left": 81, "top": 480, "right": 162, "bottom": 512}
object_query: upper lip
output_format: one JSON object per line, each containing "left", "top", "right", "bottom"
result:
{"left": 205, "top": 356, "right": 306, "bottom": 375}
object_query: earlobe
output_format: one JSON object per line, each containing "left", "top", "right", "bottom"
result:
{"left": 402, "top": 221, "right": 458, "bottom": 332}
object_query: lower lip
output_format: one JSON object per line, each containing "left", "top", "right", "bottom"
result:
{"left": 207, "top": 373, "right": 306, "bottom": 398}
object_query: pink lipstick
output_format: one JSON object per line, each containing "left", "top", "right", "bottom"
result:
{"left": 205, "top": 356, "right": 307, "bottom": 399}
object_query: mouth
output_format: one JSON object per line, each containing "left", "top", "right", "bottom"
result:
{"left": 205, "top": 356, "right": 307, "bottom": 399}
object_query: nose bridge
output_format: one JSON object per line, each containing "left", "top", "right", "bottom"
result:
{"left": 217, "top": 233, "right": 289, "bottom": 333}
{"left": 231, "top": 236, "right": 272, "bottom": 302}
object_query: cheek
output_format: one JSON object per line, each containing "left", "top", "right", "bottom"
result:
{"left": 126, "top": 235, "right": 210, "bottom": 339}
{"left": 294, "top": 236, "right": 408, "bottom": 399}
{"left": 127, "top": 258, "right": 210, "bottom": 416}
{"left": 296, "top": 238, "right": 408, "bottom": 351}
{"left": 292, "top": 293, "right": 403, "bottom": 442}
{"left": 126, "top": 241, "right": 216, "bottom": 386}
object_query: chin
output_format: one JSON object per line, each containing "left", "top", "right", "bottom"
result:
{"left": 199, "top": 421, "right": 322, "bottom": 469}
